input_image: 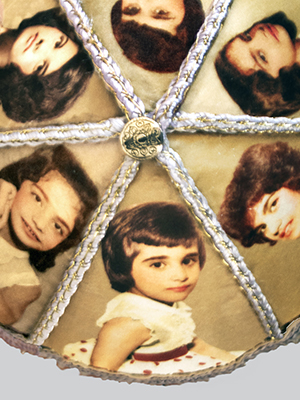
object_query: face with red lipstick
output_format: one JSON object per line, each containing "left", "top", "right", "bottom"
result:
{"left": 9, "top": 25, "right": 79, "bottom": 76}
{"left": 252, "top": 188, "right": 300, "bottom": 241}
{"left": 129, "top": 241, "right": 200, "bottom": 305}
{"left": 10, "top": 170, "right": 81, "bottom": 252}
{"left": 226, "top": 23, "right": 296, "bottom": 78}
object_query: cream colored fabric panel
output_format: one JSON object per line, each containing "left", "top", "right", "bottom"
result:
{"left": 182, "top": 0, "right": 300, "bottom": 118}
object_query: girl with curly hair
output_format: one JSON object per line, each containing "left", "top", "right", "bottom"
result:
{"left": 219, "top": 141, "right": 300, "bottom": 247}
{"left": 215, "top": 12, "right": 300, "bottom": 117}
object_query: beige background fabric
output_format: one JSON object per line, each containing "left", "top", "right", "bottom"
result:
{"left": 181, "top": 0, "right": 300, "bottom": 118}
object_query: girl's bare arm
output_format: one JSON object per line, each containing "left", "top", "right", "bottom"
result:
{"left": 192, "top": 337, "right": 236, "bottom": 362}
{"left": 0, "top": 284, "right": 41, "bottom": 325}
{"left": 91, "top": 317, "right": 151, "bottom": 371}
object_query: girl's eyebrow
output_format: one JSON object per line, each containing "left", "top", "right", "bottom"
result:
{"left": 142, "top": 255, "right": 167, "bottom": 263}
{"left": 183, "top": 252, "right": 199, "bottom": 258}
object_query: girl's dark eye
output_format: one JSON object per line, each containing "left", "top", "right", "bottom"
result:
{"left": 33, "top": 193, "right": 41, "bottom": 202}
{"left": 259, "top": 51, "right": 267, "bottom": 62}
{"left": 182, "top": 257, "right": 193, "bottom": 266}
{"left": 270, "top": 199, "right": 278, "bottom": 211}
{"left": 258, "top": 223, "right": 267, "bottom": 234}
{"left": 151, "top": 262, "right": 163, "bottom": 268}
{"left": 154, "top": 9, "right": 168, "bottom": 16}
{"left": 244, "top": 32, "right": 252, "bottom": 41}
{"left": 54, "top": 222, "right": 63, "bottom": 235}
{"left": 122, "top": 6, "right": 140, "bottom": 16}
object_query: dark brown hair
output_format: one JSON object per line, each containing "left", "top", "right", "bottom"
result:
{"left": 215, "top": 12, "right": 300, "bottom": 117}
{"left": 101, "top": 202, "right": 206, "bottom": 292}
{"left": 0, "top": 7, "right": 94, "bottom": 122}
{"left": 1, "top": 145, "right": 98, "bottom": 271}
{"left": 111, "top": 0, "right": 205, "bottom": 73}
{"left": 218, "top": 141, "right": 300, "bottom": 247}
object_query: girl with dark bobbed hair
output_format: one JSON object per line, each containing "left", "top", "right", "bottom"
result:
{"left": 111, "top": 0, "right": 205, "bottom": 73}
{"left": 219, "top": 141, "right": 300, "bottom": 247}
{"left": 0, "top": 7, "right": 94, "bottom": 122}
{"left": 215, "top": 12, "right": 300, "bottom": 117}
{"left": 63, "top": 202, "right": 236, "bottom": 373}
{"left": 0, "top": 145, "right": 98, "bottom": 325}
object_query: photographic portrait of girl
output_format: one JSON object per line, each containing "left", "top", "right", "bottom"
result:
{"left": 0, "top": 145, "right": 98, "bottom": 326}
{"left": 63, "top": 202, "right": 238, "bottom": 375}
{"left": 0, "top": 5, "right": 94, "bottom": 123}
{"left": 111, "top": 0, "right": 205, "bottom": 73}
{"left": 215, "top": 12, "right": 300, "bottom": 117}
{"left": 218, "top": 141, "right": 300, "bottom": 247}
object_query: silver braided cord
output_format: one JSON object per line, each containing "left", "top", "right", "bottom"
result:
{"left": 153, "top": 0, "right": 233, "bottom": 131}
{"left": 0, "top": 118, "right": 126, "bottom": 147}
{"left": 30, "top": 156, "right": 140, "bottom": 344}
{"left": 0, "top": 0, "right": 296, "bottom": 383}
{"left": 169, "top": 111, "right": 300, "bottom": 135}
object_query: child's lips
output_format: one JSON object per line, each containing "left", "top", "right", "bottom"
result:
{"left": 167, "top": 285, "right": 190, "bottom": 293}
{"left": 280, "top": 220, "right": 293, "bottom": 239}
{"left": 24, "top": 33, "right": 38, "bottom": 52}
{"left": 22, "top": 218, "right": 40, "bottom": 242}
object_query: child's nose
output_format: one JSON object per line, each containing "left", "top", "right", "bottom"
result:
{"left": 32, "top": 213, "right": 48, "bottom": 232}
{"left": 267, "top": 217, "right": 281, "bottom": 238}
{"left": 173, "top": 264, "right": 188, "bottom": 281}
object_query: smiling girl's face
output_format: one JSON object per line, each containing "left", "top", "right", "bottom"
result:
{"left": 121, "top": 0, "right": 185, "bottom": 36}
{"left": 10, "top": 170, "right": 81, "bottom": 252}
{"left": 252, "top": 187, "right": 300, "bottom": 241}
{"left": 129, "top": 241, "right": 200, "bottom": 305}
{"left": 226, "top": 23, "right": 296, "bottom": 78}
{"left": 9, "top": 25, "right": 79, "bottom": 76}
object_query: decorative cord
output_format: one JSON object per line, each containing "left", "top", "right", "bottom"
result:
{"left": 154, "top": 0, "right": 233, "bottom": 131}
{"left": 29, "top": 156, "right": 139, "bottom": 344}
{"left": 170, "top": 111, "right": 300, "bottom": 135}
{"left": 0, "top": 118, "right": 126, "bottom": 147}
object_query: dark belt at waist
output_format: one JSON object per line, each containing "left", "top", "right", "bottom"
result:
{"left": 133, "top": 344, "right": 189, "bottom": 362}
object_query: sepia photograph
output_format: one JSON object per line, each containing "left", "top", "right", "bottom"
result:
{"left": 82, "top": 0, "right": 212, "bottom": 111}
{"left": 170, "top": 133, "right": 300, "bottom": 331}
{"left": 0, "top": 0, "right": 123, "bottom": 130}
{"left": 182, "top": 0, "right": 300, "bottom": 118}
{"left": 44, "top": 160, "right": 267, "bottom": 377}
{"left": 0, "top": 140, "right": 123, "bottom": 334}
{"left": 111, "top": 0, "right": 205, "bottom": 73}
